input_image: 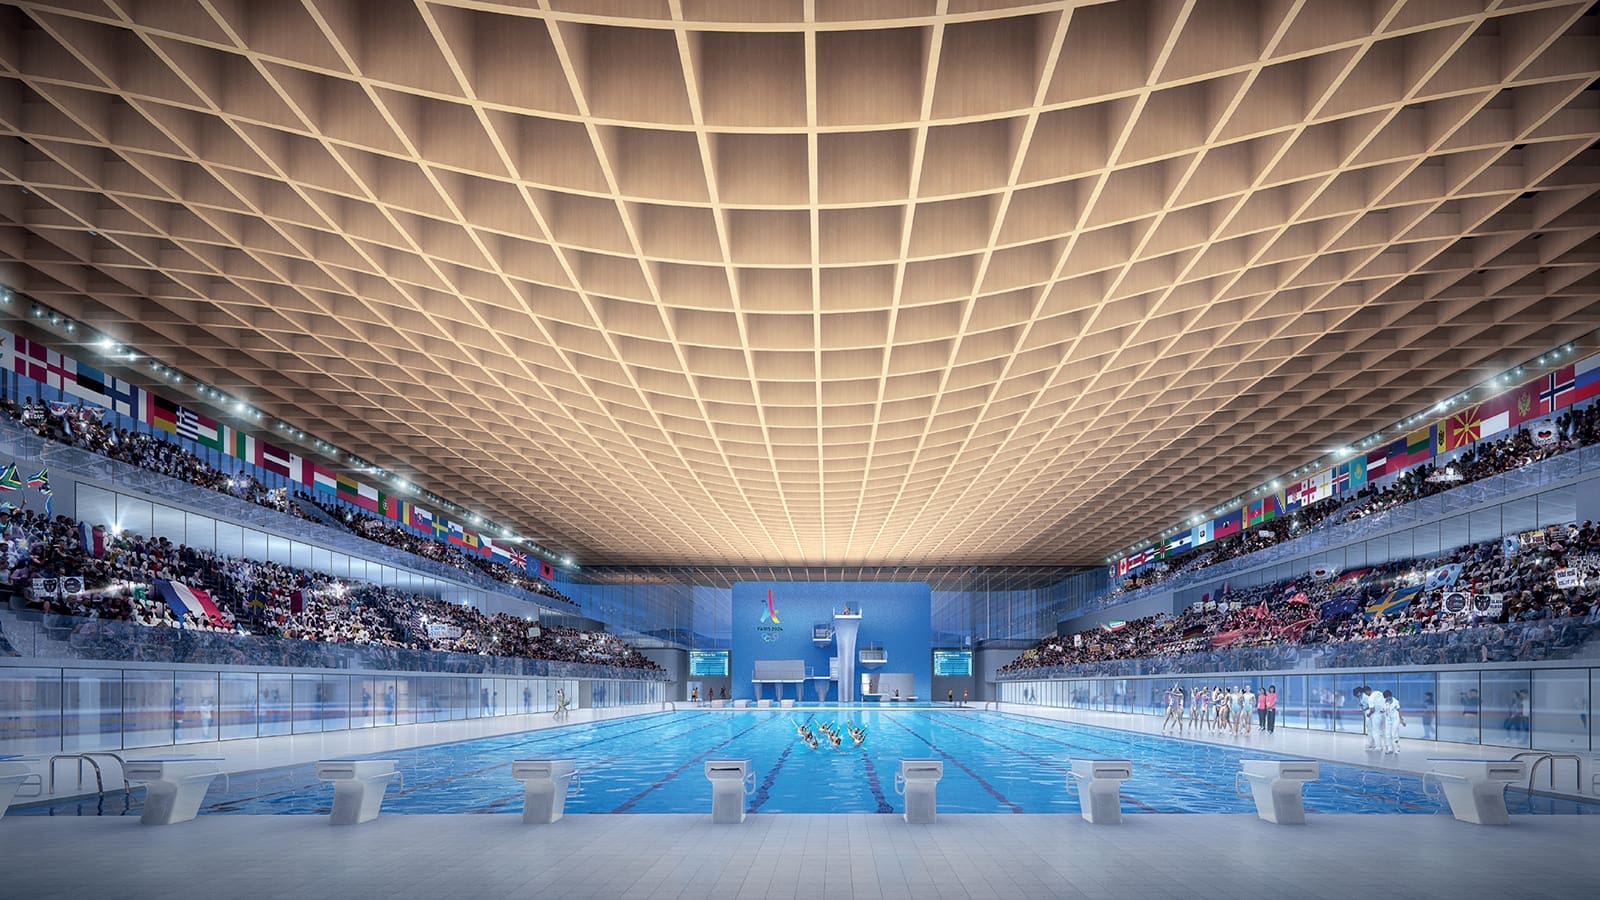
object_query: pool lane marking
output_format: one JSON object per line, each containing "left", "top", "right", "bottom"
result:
{"left": 611, "top": 715, "right": 777, "bottom": 813}
{"left": 859, "top": 748, "right": 894, "bottom": 814}
{"left": 982, "top": 712, "right": 1433, "bottom": 813}
{"left": 932, "top": 716, "right": 1159, "bottom": 813}
{"left": 210, "top": 712, "right": 730, "bottom": 814}
{"left": 887, "top": 716, "right": 1024, "bottom": 813}
{"left": 745, "top": 740, "right": 796, "bottom": 814}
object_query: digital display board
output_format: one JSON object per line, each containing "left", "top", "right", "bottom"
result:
{"left": 932, "top": 650, "right": 972, "bottom": 677}
{"left": 690, "top": 650, "right": 729, "bottom": 677}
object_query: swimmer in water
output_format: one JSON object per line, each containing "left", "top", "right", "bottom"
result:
{"left": 846, "top": 723, "right": 866, "bottom": 746}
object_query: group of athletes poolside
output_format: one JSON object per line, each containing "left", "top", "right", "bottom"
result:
{"left": 1160, "top": 684, "right": 1279, "bottom": 735}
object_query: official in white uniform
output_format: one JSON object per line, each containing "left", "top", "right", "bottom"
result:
{"left": 1381, "top": 689, "right": 1405, "bottom": 754}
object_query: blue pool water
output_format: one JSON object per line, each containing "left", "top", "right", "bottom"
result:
{"left": 19, "top": 709, "right": 1598, "bottom": 817}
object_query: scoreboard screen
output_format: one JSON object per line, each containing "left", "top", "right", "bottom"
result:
{"left": 932, "top": 650, "right": 972, "bottom": 677}
{"left": 690, "top": 650, "right": 729, "bottom": 677}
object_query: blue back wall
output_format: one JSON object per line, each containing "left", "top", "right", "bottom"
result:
{"left": 730, "top": 582, "right": 932, "bottom": 700}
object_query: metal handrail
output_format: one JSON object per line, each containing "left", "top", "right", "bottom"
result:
{"left": 48, "top": 754, "right": 104, "bottom": 796}
{"left": 1512, "top": 751, "right": 1583, "bottom": 793}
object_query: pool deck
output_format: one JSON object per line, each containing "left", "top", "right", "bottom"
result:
{"left": 5, "top": 702, "right": 1593, "bottom": 897}
{"left": 4, "top": 810, "right": 1592, "bottom": 899}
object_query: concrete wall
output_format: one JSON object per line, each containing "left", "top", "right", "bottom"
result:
{"left": 641, "top": 648, "right": 687, "bottom": 700}
{"left": 974, "top": 646, "right": 1026, "bottom": 700}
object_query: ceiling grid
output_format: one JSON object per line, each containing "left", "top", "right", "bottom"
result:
{"left": 0, "top": 0, "right": 1594, "bottom": 566}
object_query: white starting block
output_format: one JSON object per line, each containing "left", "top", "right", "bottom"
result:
{"left": 1238, "top": 759, "right": 1320, "bottom": 825}
{"left": 316, "top": 759, "right": 401, "bottom": 826}
{"left": 512, "top": 759, "right": 580, "bottom": 824}
{"left": 732, "top": 699, "right": 750, "bottom": 709}
{"left": 124, "top": 758, "right": 225, "bottom": 825}
{"left": 756, "top": 699, "right": 772, "bottom": 709}
{"left": 1425, "top": 759, "right": 1527, "bottom": 825}
{"left": 895, "top": 759, "right": 945, "bottom": 824}
{"left": 0, "top": 757, "right": 39, "bottom": 819}
{"left": 779, "top": 699, "right": 796, "bottom": 709}
{"left": 1066, "top": 759, "right": 1132, "bottom": 825}
{"left": 704, "top": 759, "right": 755, "bottom": 824}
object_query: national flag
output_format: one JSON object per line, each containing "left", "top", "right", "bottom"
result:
{"left": 311, "top": 463, "right": 337, "bottom": 495}
{"left": 13, "top": 335, "right": 64, "bottom": 386}
{"left": 1099, "top": 620, "right": 1126, "bottom": 633}
{"left": 488, "top": 540, "right": 513, "bottom": 564}
{"left": 109, "top": 378, "right": 143, "bottom": 419}
{"left": 0, "top": 463, "right": 22, "bottom": 492}
{"left": 258, "top": 441, "right": 292, "bottom": 477}
{"left": 1402, "top": 425, "right": 1435, "bottom": 467}
{"left": 64, "top": 361, "right": 113, "bottom": 408}
{"left": 154, "top": 578, "right": 226, "bottom": 626}
{"left": 1319, "top": 597, "right": 1360, "bottom": 619}
{"left": 1439, "top": 407, "right": 1480, "bottom": 452}
{"left": 431, "top": 517, "right": 449, "bottom": 542}
{"left": 1193, "top": 521, "right": 1212, "bottom": 546}
{"left": 1541, "top": 365, "right": 1576, "bottom": 411}
{"left": 1164, "top": 531, "right": 1193, "bottom": 556}
{"left": 447, "top": 521, "right": 467, "bottom": 546}
{"left": 176, "top": 406, "right": 222, "bottom": 450}
{"left": 1365, "top": 584, "right": 1422, "bottom": 619}
{"left": 336, "top": 473, "right": 361, "bottom": 505}
{"left": 78, "top": 521, "right": 104, "bottom": 558}
{"left": 1424, "top": 563, "right": 1464, "bottom": 591}
{"left": 410, "top": 505, "right": 433, "bottom": 532}
{"left": 510, "top": 550, "right": 527, "bottom": 569}
{"left": 290, "top": 590, "right": 305, "bottom": 614}
{"left": 1366, "top": 445, "right": 1389, "bottom": 480}
{"left": 539, "top": 560, "right": 555, "bottom": 580}
{"left": 1349, "top": 454, "right": 1367, "bottom": 491}
{"left": 1213, "top": 509, "right": 1243, "bottom": 539}
{"left": 27, "top": 466, "right": 47, "bottom": 490}
{"left": 1330, "top": 463, "right": 1350, "bottom": 496}
{"left": 148, "top": 394, "right": 179, "bottom": 433}
{"left": 1484, "top": 378, "right": 1547, "bottom": 437}
{"left": 228, "top": 426, "right": 257, "bottom": 463}
{"left": 288, "top": 454, "right": 306, "bottom": 485}
{"left": 1572, "top": 352, "right": 1600, "bottom": 406}
{"left": 383, "top": 495, "right": 402, "bottom": 521}
{"left": 355, "top": 482, "right": 381, "bottom": 513}
{"left": 1247, "top": 498, "right": 1267, "bottom": 527}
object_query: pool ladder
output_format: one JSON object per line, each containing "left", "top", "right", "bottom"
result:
{"left": 48, "top": 752, "right": 129, "bottom": 798}
{"left": 1509, "top": 751, "right": 1585, "bottom": 795}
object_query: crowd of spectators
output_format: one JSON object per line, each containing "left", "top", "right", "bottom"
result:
{"left": 1, "top": 396, "right": 575, "bottom": 608}
{"left": 298, "top": 492, "right": 575, "bottom": 606}
{"left": 1002, "top": 521, "right": 1600, "bottom": 677}
{"left": 1107, "top": 404, "right": 1600, "bottom": 600}
{"left": 0, "top": 505, "right": 660, "bottom": 673}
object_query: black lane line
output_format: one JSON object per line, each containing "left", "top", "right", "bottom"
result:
{"left": 611, "top": 715, "right": 776, "bottom": 813}
{"left": 933, "top": 716, "right": 1160, "bottom": 813}
{"left": 745, "top": 739, "right": 797, "bottom": 814}
{"left": 206, "top": 712, "right": 725, "bottom": 814}
{"left": 859, "top": 747, "right": 894, "bottom": 813}
{"left": 985, "top": 712, "right": 1433, "bottom": 813}
{"left": 887, "top": 715, "right": 1024, "bottom": 813}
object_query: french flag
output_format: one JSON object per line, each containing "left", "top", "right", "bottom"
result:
{"left": 78, "top": 521, "right": 104, "bottom": 558}
{"left": 155, "top": 579, "right": 225, "bottom": 626}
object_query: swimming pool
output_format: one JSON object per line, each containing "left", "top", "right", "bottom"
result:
{"left": 18, "top": 709, "right": 1598, "bottom": 816}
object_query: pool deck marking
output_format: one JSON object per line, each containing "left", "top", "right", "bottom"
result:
{"left": 888, "top": 715, "right": 1024, "bottom": 813}
{"left": 611, "top": 715, "right": 777, "bottom": 813}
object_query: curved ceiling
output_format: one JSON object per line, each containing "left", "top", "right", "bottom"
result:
{"left": 0, "top": 0, "right": 1598, "bottom": 567}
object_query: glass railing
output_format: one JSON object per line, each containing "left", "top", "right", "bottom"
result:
{"left": 1074, "top": 442, "right": 1600, "bottom": 617}
{"left": 0, "top": 610, "right": 669, "bottom": 681}
{"left": 0, "top": 417, "right": 579, "bottom": 614}
{"left": 994, "top": 617, "right": 1600, "bottom": 680}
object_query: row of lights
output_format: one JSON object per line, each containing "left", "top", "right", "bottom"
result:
{"left": 4, "top": 285, "right": 574, "bottom": 568}
{"left": 1106, "top": 342, "right": 1585, "bottom": 565}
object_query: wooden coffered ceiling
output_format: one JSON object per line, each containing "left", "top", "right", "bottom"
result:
{"left": 0, "top": 1, "right": 1598, "bottom": 567}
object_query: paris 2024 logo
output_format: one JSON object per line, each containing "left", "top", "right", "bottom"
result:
{"left": 758, "top": 588, "right": 783, "bottom": 643}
